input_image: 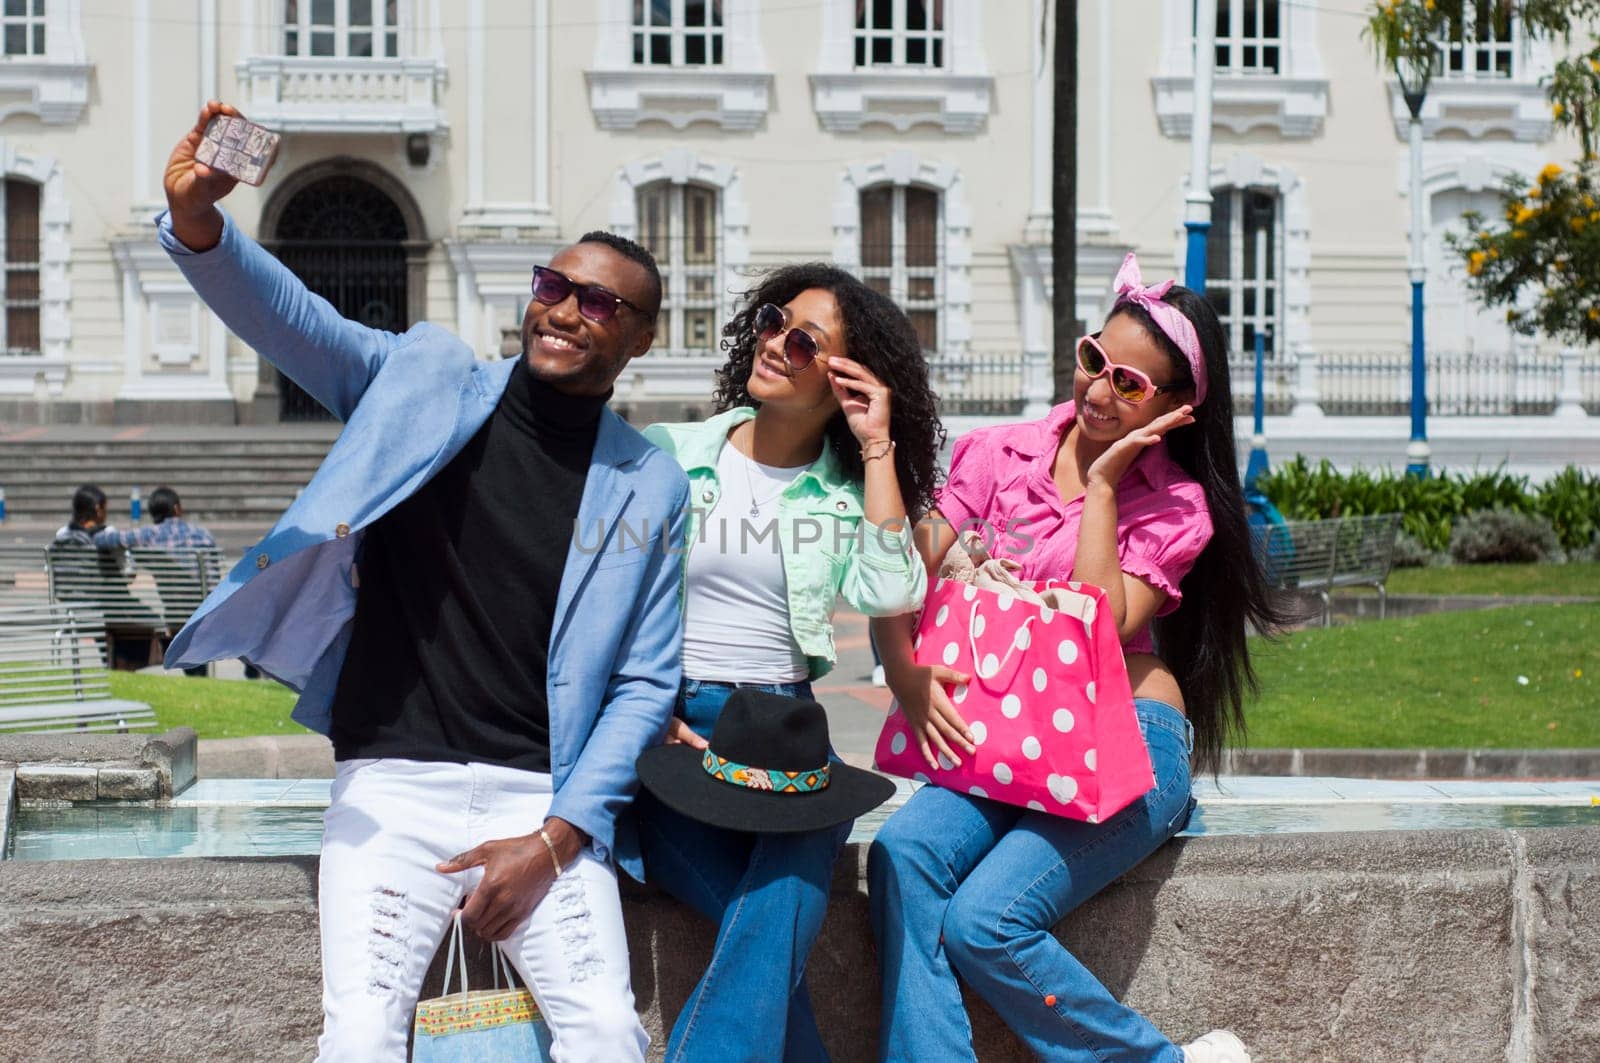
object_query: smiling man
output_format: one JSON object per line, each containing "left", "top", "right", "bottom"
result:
{"left": 158, "top": 102, "right": 687, "bottom": 1062}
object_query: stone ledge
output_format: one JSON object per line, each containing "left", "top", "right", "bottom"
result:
{"left": 0, "top": 728, "right": 197, "bottom": 799}
{"left": 197, "top": 734, "right": 1600, "bottom": 782}
{"left": 1222, "top": 747, "right": 1600, "bottom": 780}
{"left": 0, "top": 768, "right": 13, "bottom": 853}
{"left": 0, "top": 829, "right": 1595, "bottom": 1060}
{"left": 95, "top": 768, "right": 161, "bottom": 801}
{"left": 14, "top": 764, "right": 98, "bottom": 802}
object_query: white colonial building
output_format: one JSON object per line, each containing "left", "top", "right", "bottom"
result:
{"left": 0, "top": 0, "right": 1589, "bottom": 425}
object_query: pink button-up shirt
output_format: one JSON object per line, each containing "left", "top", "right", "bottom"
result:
{"left": 934, "top": 401, "right": 1213, "bottom": 654}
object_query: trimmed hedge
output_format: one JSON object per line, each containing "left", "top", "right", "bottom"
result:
{"left": 1254, "top": 458, "right": 1600, "bottom": 554}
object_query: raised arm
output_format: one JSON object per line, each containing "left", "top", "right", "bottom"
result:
{"left": 161, "top": 101, "right": 405, "bottom": 421}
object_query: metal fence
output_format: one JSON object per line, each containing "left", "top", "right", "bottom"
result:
{"left": 1315, "top": 349, "right": 1600, "bottom": 416}
{"left": 624, "top": 348, "right": 1599, "bottom": 419}
{"left": 1227, "top": 351, "right": 1297, "bottom": 417}
{"left": 925, "top": 348, "right": 1600, "bottom": 419}
{"left": 927, "top": 351, "right": 1029, "bottom": 416}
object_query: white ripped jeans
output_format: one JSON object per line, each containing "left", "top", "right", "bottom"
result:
{"left": 315, "top": 758, "right": 648, "bottom": 1063}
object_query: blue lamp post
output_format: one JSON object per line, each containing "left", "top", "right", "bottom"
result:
{"left": 1395, "top": 44, "right": 1436, "bottom": 478}
{"left": 1185, "top": 0, "right": 1218, "bottom": 294}
{"left": 1244, "top": 332, "right": 1270, "bottom": 489}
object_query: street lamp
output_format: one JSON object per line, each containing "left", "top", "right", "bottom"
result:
{"left": 1185, "top": 0, "right": 1219, "bottom": 293}
{"left": 1395, "top": 41, "right": 1436, "bottom": 478}
{"left": 1244, "top": 331, "right": 1270, "bottom": 489}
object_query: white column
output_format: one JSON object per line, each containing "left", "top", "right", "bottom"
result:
{"left": 1023, "top": 0, "right": 1051, "bottom": 243}
{"left": 199, "top": 0, "right": 218, "bottom": 103}
{"left": 1021, "top": 270, "right": 1053, "bottom": 418}
{"left": 238, "top": 0, "right": 256, "bottom": 55}
{"left": 467, "top": 0, "right": 485, "bottom": 211}
{"left": 531, "top": 0, "right": 552, "bottom": 220}
{"left": 1553, "top": 347, "right": 1588, "bottom": 419}
{"left": 130, "top": 0, "right": 153, "bottom": 223}
{"left": 1183, "top": 0, "right": 1217, "bottom": 286}
{"left": 1079, "top": 0, "right": 1117, "bottom": 236}
{"left": 1290, "top": 344, "right": 1324, "bottom": 419}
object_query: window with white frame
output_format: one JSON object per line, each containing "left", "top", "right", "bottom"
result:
{"left": 1, "top": 0, "right": 45, "bottom": 56}
{"left": 855, "top": 0, "right": 945, "bottom": 69}
{"left": 1205, "top": 185, "right": 1280, "bottom": 361}
{"left": 859, "top": 184, "right": 940, "bottom": 352}
{"left": 1436, "top": 2, "right": 1515, "bottom": 80}
{"left": 1206, "top": 0, "right": 1280, "bottom": 76}
{"left": 283, "top": 0, "right": 398, "bottom": 58}
{"left": 637, "top": 182, "right": 720, "bottom": 354}
{"left": 633, "top": 0, "right": 724, "bottom": 66}
{"left": 2, "top": 177, "right": 42, "bottom": 355}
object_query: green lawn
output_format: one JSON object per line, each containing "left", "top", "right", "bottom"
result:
{"left": 109, "top": 671, "right": 308, "bottom": 740}
{"left": 111, "top": 601, "right": 1600, "bottom": 750}
{"left": 1383, "top": 561, "right": 1600, "bottom": 598}
{"left": 1246, "top": 603, "right": 1600, "bottom": 748}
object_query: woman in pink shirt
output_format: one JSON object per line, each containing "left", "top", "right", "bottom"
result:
{"left": 869, "top": 254, "right": 1288, "bottom": 1063}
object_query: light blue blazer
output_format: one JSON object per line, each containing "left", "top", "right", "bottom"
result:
{"left": 158, "top": 210, "right": 689, "bottom": 874}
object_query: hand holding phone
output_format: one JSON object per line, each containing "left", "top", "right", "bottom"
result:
{"left": 164, "top": 102, "right": 273, "bottom": 252}
{"left": 193, "top": 113, "right": 281, "bottom": 187}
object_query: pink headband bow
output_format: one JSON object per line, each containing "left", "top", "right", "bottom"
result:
{"left": 1111, "top": 252, "right": 1207, "bottom": 406}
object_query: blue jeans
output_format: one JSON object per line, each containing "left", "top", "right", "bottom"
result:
{"left": 867, "top": 699, "right": 1197, "bottom": 1063}
{"left": 636, "top": 678, "right": 852, "bottom": 1063}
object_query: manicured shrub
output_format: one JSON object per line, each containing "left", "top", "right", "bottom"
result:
{"left": 1255, "top": 458, "right": 1599, "bottom": 556}
{"left": 1390, "top": 530, "right": 1437, "bottom": 569}
{"left": 1448, "top": 509, "right": 1562, "bottom": 565}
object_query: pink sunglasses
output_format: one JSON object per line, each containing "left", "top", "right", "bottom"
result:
{"left": 1075, "top": 334, "right": 1185, "bottom": 405}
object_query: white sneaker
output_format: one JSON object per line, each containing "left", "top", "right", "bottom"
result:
{"left": 871, "top": 664, "right": 887, "bottom": 687}
{"left": 1182, "top": 1030, "right": 1251, "bottom": 1063}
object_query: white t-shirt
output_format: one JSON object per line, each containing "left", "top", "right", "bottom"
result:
{"left": 680, "top": 441, "right": 812, "bottom": 684}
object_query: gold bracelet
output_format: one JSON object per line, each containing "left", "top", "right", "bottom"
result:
{"left": 536, "top": 827, "right": 564, "bottom": 879}
{"left": 860, "top": 439, "right": 895, "bottom": 462}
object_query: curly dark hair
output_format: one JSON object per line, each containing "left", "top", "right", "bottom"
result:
{"left": 712, "top": 263, "right": 946, "bottom": 518}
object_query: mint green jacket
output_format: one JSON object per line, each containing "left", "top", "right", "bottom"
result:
{"left": 644, "top": 407, "right": 927, "bottom": 679}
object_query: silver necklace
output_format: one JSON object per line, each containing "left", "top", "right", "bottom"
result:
{"left": 741, "top": 451, "right": 790, "bottom": 517}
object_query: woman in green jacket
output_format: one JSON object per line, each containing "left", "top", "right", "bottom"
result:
{"left": 636, "top": 263, "right": 943, "bottom": 1061}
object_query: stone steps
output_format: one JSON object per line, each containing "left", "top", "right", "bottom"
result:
{"left": 0, "top": 438, "right": 332, "bottom": 524}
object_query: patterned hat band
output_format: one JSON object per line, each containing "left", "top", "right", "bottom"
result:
{"left": 701, "top": 748, "right": 832, "bottom": 794}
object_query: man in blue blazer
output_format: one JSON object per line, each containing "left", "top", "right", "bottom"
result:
{"left": 161, "top": 103, "right": 687, "bottom": 1062}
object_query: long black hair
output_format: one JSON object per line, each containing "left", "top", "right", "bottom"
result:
{"left": 713, "top": 263, "right": 946, "bottom": 518}
{"left": 1107, "top": 291, "right": 1294, "bottom": 774}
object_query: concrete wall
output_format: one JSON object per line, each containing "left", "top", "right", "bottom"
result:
{"left": 1, "top": 828, "right": 1596, "bottom": 1061}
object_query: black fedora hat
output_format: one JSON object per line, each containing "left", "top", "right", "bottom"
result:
{"left": 636, "top": 688, "right": 896, "bottom": 834}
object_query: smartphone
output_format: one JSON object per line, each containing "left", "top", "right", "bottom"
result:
{"left": 194, "top": 114, "right": 281, "bottom": 187}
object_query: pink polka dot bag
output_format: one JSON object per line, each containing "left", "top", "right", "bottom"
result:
{"left": 874, "top": 577, "right": 1155, "bottom": 823}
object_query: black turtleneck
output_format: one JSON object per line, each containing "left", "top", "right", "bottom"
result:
{"left": 330, "top": 358, "right": 608, "bottom": 772}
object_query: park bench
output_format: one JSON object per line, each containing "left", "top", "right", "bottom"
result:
{"left": 43, "top": 542, "right": 225, "bottom": 670}
{"left": 0, "top": 602, "right": 157, "bottom": 733}
{"left": 0, "top": 543, "right": 49, "bottom": 604}
{"left": 1258, "top": 513, "right": 1403, "bottom": 627}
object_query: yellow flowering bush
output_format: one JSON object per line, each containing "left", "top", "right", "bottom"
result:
{"left": 1368, "top": 3, "right": 1600, "bottom": 345}
{"left": 1451, "top": 163, "right": 1600, "bottom": 346}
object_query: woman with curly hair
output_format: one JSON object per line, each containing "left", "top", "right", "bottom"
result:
{"left": 632, "top": 263, "right": 944, "bottom": 1061}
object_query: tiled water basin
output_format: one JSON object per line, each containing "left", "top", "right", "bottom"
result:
{"left": 6, "top": 776, "right": 1599, "bottom": 861}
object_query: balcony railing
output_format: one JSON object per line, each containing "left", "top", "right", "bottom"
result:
{"left": 236, "top": 55, "right": 448, "bottom": 135}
